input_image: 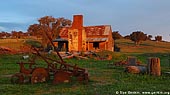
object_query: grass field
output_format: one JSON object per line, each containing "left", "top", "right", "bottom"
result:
{"left": 1, "top": 39, "right": 170, "bottom": 95}
{"left": 0, "top": 39, "right": 25, "bottom": 50}
{"left": 115, "top": 39, "right": 170, "bottom": 53}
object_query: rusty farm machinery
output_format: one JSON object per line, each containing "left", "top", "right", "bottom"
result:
{"left": 11, "top": 47, "right": 89, "bottom": 84}
{"left": 11, "top": 30, "right": 89, "bottom": 84}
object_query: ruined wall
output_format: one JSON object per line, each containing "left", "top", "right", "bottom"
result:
{"left": 68, "top": 29, "right": 78, "bottom": 51}
{"left": 99, "top": 42, "right": 107, "bottom": 50}
{"left": 86, "top": 43, "right": 93, "bottom": 51}
{"left": 82, "top": 29, "right": 86, "bottom": 51}
{"left": 68, "top": 29, "right": 86, "bottom": 51}
{"left": 107, "top": 26, "right": 114, "bottom": 51}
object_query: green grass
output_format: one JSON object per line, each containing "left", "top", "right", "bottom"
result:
{"left": 1, "top": 39, "right": 170, "bottom": 94}
{"left": 1, "top": 52, "right": 170, "bottom": 95}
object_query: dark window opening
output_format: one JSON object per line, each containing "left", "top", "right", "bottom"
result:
{"left": 93, "top": 42, "right": 99, "bottom": 49}
{"left": 57, "top": 42, "right": 68, "bottom": 52}
{"left": 57, "top": 42, "right": 64, "bottom": 51}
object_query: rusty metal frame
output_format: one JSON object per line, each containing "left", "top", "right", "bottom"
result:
{"left": 11, "top": 29, "right": 89, "bottom": 84}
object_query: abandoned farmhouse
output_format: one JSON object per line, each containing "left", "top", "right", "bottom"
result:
{"left": 54, "top": 15, "right": 114, "bottom": 52}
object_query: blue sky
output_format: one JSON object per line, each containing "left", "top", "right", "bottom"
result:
{"left": 0, "top": 0, "right": 170, "bottom": 41}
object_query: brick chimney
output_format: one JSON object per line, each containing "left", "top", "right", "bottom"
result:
{"left": 72, "top": 15, "right": 83, "bottom": 29}
{"left": 68, "top": 15, "right": 86, "bottom": 51}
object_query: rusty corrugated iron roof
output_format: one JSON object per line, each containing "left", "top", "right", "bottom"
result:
{"left": 59, "top": 27, "right": 69, "bottom": 37}
{"left": 59, "top": 25, "right": 111, "bottom": 43}
{"left": 86, "top": 38, "right": 108, "bottom": 42}
{"left": 84, "top": 25, "right": 111, "bottom": 36}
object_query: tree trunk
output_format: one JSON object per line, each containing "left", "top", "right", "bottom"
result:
{"left": 135, "top": 41, "right": 140, "bottom": 46}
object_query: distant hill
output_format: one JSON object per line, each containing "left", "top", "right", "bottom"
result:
{"left": 115, "top": 39, "right": 170, "bottom": 53}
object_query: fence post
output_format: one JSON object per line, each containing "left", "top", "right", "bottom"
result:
{"left": 147, "top": 57, "right": 161, "bottom": 76}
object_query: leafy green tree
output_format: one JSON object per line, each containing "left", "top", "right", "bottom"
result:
{"left": 155, "top": 35, "right": 162, "bottom": 42}
{"left": 112, "top": 31, "right": 122, "bottom": 52}
{"left": 112, "top": 31, "right": 123, "bottom": 40}
{"left": 0, "top": 31, "right": 11, "bottom": 38}
{"left": 27, "top": 16, "right": 71, "bottom": 48}
{"left": 130, "top": 31, "right": 147, "bottom": 46}
{"left": 27, "top": 24, "right": 41, "bottom": 37}
{"left": 147, "top": 35, "right": 153, "bottom": 40}
{"left": 124, "top": 35, "right": 130, "bottom": 39}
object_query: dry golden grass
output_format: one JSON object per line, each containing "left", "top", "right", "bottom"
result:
{"left": 0, "top": 39, "right": 25, "bottom": 50}
{"left": 1, "top": 38, "right": 170, "bottom": 53}
{"left": 115, "top": 39, "right": 170, "bottom": 53}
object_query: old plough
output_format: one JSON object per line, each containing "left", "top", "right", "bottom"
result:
{"left": 11, "top": 31, "right": 89, "bottom": 84}
{"left": 11, "top": 47, "right": 89, "bottom": 84}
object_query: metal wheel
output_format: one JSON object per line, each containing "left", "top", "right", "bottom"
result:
{"left": 11, "top": 73, "right": 24, "bottom": 84}
{"left": 31, "top": 68, "right": 49, "bottom": 84}
{"left": 53, "top": 70, "right": 72, "bottom": 84}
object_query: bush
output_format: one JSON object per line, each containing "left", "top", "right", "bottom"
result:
{"left": 24, "top": 39, "right": 42, "bottom": 48}
{"left": 130, "top": 31, "right": 147, "bottom": 46}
